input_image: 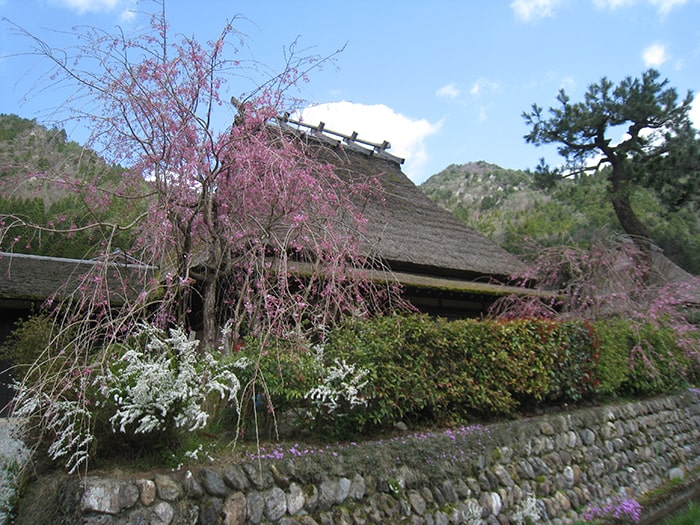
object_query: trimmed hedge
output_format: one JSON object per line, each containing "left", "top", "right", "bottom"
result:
{"left": 594, "top": 318, "right": 694, "bottom": 396}
{"left": 6, "top": 313, "right": 694, "bottom": 441}
{"left": 232, "top": 314, "right": 696, "bottom": 437}
{"left": 333, "top": 314, "right": 695, "bottom": 435}
{"left": 322, "top": 314, "right": 600, "bottom": 432}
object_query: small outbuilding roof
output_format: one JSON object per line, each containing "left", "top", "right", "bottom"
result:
{"left": 0, "top": 251, "right": 152, "bottom": 307}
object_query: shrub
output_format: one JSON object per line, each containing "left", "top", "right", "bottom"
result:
{"left": 545, "top": 319, "right": 600, "bottom": 400}
{"left": 232, "top": 337, "right": 372, "bottom": 439}
{"left": 99, "top": 323, "right": 241, "bottom": 436}
{"left": 0, "top": 314, "right": 77, "bottom": 384}
{"left": 232, "top": 338, "right": 321, "bottom": 438}
{"left": 321, "top": 314, "right": 600, "bottom": 434}
{"left": 324, "top": 314, "right": 443, "bottom": 430}
{"left": 592, "top": 319, "right": 632, "bottom": 395}
{"left": 11, "top": 323, "right": 242, "bottom": 473}
{"left": 594, "top": 318, "right": 694, "bottom": 396}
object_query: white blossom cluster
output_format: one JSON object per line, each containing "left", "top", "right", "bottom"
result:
{"left": 305, "top": 356, "right": 370, "bottom": 415}
{"left": 12, "top": 389, "right": 92, "bottom": 475}
{"left": 104, "top": 323, "right": 241, "bottom": 434}
{"left": 10, "top": 323, "right": 241, "bottom": 475}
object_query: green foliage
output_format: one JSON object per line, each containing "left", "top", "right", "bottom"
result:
{"left": 594, "top": 318, "right": 694, "bottom": 396}
{"left": 232, "top": 337, "right": 374, "bottom": 439}
{"left": 591, "top": 319, "right": 633, "bottom": 395}
{"left": 0, "top": 191, "right": 141, "bottom": 259}
{"left": 0, "top": 315, "right": 49, "bottom": 367}
{"left": 321, "top": 314, "right": 599, "bottom": 434}
{"left": 0, "top": 314, "right": 81, "bottom": 389}
{"left": 232, "top": 338, "right": 321, "bottom": 434}
{"left": 663, "top": 502, "right": 700, "bottom": 525}
{"left": 423, "top": 161, "right": 700, "bottom": 273}
{"left": 0, "top": 114, "right": 36, "bottom": 142}
{"left": 523, "top": 69, "right": 700, "bottom": 256}
{"left": 0, "top": 114, "right": 143, "bottom": 259}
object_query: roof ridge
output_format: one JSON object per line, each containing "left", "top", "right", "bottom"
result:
{"left": 278, "top": 114, "right": 405, "bottom": 165}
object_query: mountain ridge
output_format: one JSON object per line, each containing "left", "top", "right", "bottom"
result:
{"left": 419, "top": 159, "right": 700, "bottom": 274}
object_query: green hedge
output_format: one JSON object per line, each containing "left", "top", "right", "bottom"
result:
{"left": 319, "top": 314, "right": 601, "bottom": 432}
{"left": 309, "top": 314, "right": 692, "bottom": 436}
{"left": 593, "top": 318, "right": 694, "bottom": 396}
{"left": 6, "top": 313, "right": 694, "bottom": 441}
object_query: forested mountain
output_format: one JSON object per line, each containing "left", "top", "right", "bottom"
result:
{"left": 421, "top": 161, "right": 700, "bottom": 274}
{"left": 0, "top": 114, "right": 140, "bottom": 259}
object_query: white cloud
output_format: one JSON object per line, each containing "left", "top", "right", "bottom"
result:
{"left": 53, "top": 0, "right": 118, "bottom": 13}
{"left": 511, "top": 0, "right": 562, "bottom": 22}
{"left": 642, "top": 43, "right": 669, "bottom": 67}
{"left": 593, "top": 0, "right": 688, "bottom": 15}
{"left": 298, "top": 101, "right": 442, "bottom": 183}
{"left": 560, "top": 76, "right": 576, "bottom": 91}
{"left": 436, "top": 83, "right": 461, "bottom": 99}
{"left": 51, "top": 0, "right": 136, "bottom": 19}
{"left": 593, "top": 0, "right": 635, "bottom": 9}
{"left": 649, "top": 0, "right": 688, "bottom": 15}
{"left": 690, "top": 100, "right": 700, "bottom": 130}
{"left": 469, "top": 78, "right": 501, "bottom": 97}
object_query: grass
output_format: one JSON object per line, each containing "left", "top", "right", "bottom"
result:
{"left": 663, "top": 502, "right": 700, "bottom": 525}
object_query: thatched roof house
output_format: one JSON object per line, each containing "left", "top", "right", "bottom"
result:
{"left": 283, "top": 118, "right": 528, "bottom": 317}
{"left": 0, "top": 124, "right": 528, "bottom": 322}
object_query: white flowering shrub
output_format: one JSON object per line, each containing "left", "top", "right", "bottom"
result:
{"left": 305, "top": 352, "right": 370, "bottom": 416}
{"left": 101, "top": 323, "right": 241, "bottom": 435}
{"left": 10, "top": 322, "right": 243, "bottom": 473}
{"left": 12, "top": 380, "right": 94, "bottom": 474}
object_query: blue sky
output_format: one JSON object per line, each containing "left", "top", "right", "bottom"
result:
{"left": 1, "top": 0, "right": 699, "bottom": 183}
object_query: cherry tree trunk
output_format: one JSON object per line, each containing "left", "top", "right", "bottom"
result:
{"left": 201, "top": 276, "right": 218, "bottom": 352}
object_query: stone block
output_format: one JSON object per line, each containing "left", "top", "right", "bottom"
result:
{"left": 198, "top": 497, "right": 223, "bottom": 525}
{"left": 81, "top": 478, "right": 121, "bottom": 514}
{"left": 182, "top": 470, "right": 204, "bottom": 499}
{"left": 286, "top": 483, "right": 304, "bottom": 516}
{"left": 200, "top": 468, "right": 228, "bottom": 498}
{"left": 223, "top": 465, "right": 250, "bottom": 491}
{"left": 135, "top": 478, "right": 157, "bottom": 506}
{"left": 222, "top": 492, "right": 246, "bottom": 525}
{"left": 150, "top": 501, "right": 174, "bottom": 525}
{"left": 81, "top": 478, "right": 138, "bottom": 515}
{"left": 348, "top": 474, "right": 366, "bottom": 500}
{"left": 246, "top": 491, "right": 264, "bottom": 524}
{"left": 264, "top": 487, "right": 287, "bottom": 521}
{"left": 154, "top": 474, "right": 182, "bottom": 502}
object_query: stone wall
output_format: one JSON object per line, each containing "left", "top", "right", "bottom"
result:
{"left": 26, "top": 390, "right": 700, "bottom": 524}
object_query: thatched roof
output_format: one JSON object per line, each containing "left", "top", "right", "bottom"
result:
{"left": 0, "top": 252, "right": 152, "bottom": 306}
{"left": 287, "top": 119, "right": 525, "bottom": 285}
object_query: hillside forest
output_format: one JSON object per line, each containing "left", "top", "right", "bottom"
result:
{"left": 0, "top": 114, "right": 142, "bottom": 259}
{"left": 421, "top": 160, "right": 700, "bottom": 275}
